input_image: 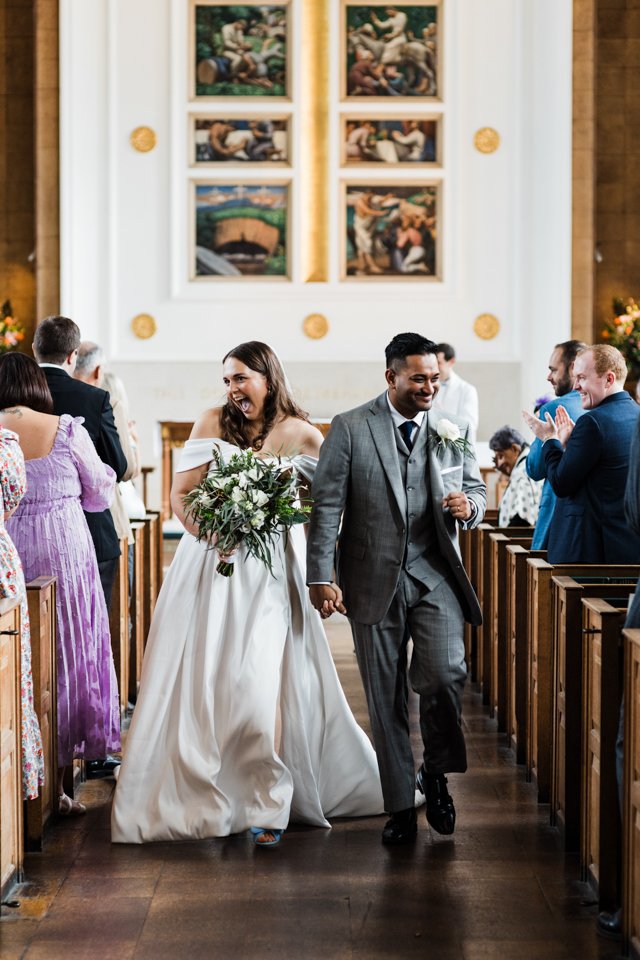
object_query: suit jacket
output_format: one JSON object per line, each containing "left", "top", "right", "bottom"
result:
{"left": 526, "top": 390, "right": 584, "bottom": 549}
{"left": 43, "top": 366, "right": 128, "bottom": 562}
{"left": 542, "top": 390, "right": 640, "bottom": 563}
{"left": 306, "top": 392, "right": 486, "bottom": 626}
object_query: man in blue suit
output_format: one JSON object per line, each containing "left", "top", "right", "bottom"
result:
{"left": 523, "top": 344, "right": 640, "bottom": 564}
{"left": 526, "top": 340, "right": 586, "bottom": 548}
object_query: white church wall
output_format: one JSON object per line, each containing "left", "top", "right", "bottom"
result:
{"left": 60, "top": 0, "right": 572, "bottom": 508}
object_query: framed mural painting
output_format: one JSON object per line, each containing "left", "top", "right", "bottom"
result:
{"left": 191, "top": 115, "right": 290, "bottom": 165}
{"left": 192, "top": 181, "right": 290, "bottom": 280}
{"left": 342, "top": 181, "right": 440, "bottom": 279}
{"left": 191, "top": 1, "right": 290, "bottom": 99}
{"left": 341, "top": 115, "right": 441, "bottom": 166}
{"left": 342, "top": 1, "right": 441, "bottom": 101}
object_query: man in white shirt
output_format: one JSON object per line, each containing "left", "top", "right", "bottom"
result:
{"left": 431, "top": 343, "right": 479, "bottom": 441}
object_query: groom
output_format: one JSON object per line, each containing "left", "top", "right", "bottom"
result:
{"left": 307, "top": 332, "right": 486, "bottom": 844}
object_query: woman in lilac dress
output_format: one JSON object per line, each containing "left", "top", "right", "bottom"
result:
{"left": 0, "top": 354, "right": 120, "bottom": 815}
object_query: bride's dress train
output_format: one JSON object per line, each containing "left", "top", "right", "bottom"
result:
{"left": 111, "top": 439, "right": 384, "bottom": 843}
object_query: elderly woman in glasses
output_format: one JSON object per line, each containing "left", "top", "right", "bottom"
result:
{"left": 489, "top": 425, "right": 543, "bottom": 528}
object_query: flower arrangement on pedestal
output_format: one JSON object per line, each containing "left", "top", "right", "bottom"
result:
{"left": 602, "top": 297, "right": 640, "bottom": 380}
{"left": 0, "top": 301, "right": 25, "bottom": 353}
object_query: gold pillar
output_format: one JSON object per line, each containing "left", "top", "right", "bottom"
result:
{"left": 301, "top": 0, "right": 329, "bottom": 282}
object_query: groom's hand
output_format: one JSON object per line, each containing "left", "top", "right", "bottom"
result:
{"left": 309, "top": 583, "right": 347, "bottom": 619}
{"left": 443, "top": 491, "right": 472, "bottom": 522}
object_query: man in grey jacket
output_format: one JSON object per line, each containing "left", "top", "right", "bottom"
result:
{"left": 307, "top": 333, "right": 486, "bottom": 844}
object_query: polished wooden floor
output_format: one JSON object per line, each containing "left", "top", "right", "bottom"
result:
{"left": 0, "top": 617, "right": 621, "bottom": 960}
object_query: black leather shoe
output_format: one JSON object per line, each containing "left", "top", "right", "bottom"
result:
{"left": 416, "top": 767, "right": 456, "bottom": 835}
{"left": 86, "top": 755, "right": 121, "bottom": 779}
{"left": 381, "top": 807, "right": 417, "bottom": 845}
{"left": 596, "top": 908, "right": 622, "bottom": 940}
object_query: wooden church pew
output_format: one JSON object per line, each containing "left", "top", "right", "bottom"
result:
{"left": 623, "top": 628, "right": 640, "bottom": 960}
{"left": 506, "top": 545, "right": 547, "bottom": 763}
{"left": 109, "top": 539, "right": 130, "bottom": 719}
{"left": 478, "top": 524, "right": 533, "bottom": 706}
{"left": 489, "top": 531, "right": 533, "bottom": 730}
{"left": 0, "top": 599, "right": 24, "bottom": 898}
{"left": 581, "top": 597, "right": 628, "bottom": 910}
{"left": 25, "top": 577, "right": 58, "bottom": 850}
{"left": 551, "top": 577, "right": 636, "bottom": 852}
{"left": 141, "top": 514, "right": 160, "bottom": 645}
{"left": 526, "top": 561, "right": 640, "bottom": 803}
{"left": 129, "top": 521, "right": 146, "bottom": 704}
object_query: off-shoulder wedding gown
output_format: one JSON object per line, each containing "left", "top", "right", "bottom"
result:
{"left": 111, "top": 438, "right": 384, "bottom": 842}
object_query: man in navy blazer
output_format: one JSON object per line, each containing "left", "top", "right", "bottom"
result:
{"left": 523, "top": 344, "right": 640, "bottom": 564}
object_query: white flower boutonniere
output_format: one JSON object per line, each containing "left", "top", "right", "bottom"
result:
{"left": 430, "top": 418, "right": 475, "bottom": 458}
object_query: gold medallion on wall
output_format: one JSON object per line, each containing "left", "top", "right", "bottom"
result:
{"left": 473, "top": 313, "right": 500, "bottom": 340}
{"left": 303, "top": 313, "right": 329, "bottom": 339}
{"left": 473, "top": 127, "right": 500, "bottom": 154}
{"left": 131, "top": 313, "right": 157, "bottom": 339}
{"left": 130, "top": 126, "right": 157, "bottom": 153}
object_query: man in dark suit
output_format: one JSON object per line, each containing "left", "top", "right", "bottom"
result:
{"left": 34, "top": 316, "right": 128, "bottom": 600}
{"left": 523, "top": 343, "right": 640, "bottom": 563}
{"left": 34, "top": 315, "right": 128, "bottom": 778}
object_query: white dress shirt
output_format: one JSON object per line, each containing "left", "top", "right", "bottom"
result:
{"left": 431, "top": 370, "right": 479, "bottom": 440}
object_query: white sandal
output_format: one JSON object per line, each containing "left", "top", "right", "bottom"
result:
{"left": 58, "top": 792, "right": 86, "bottom": 816}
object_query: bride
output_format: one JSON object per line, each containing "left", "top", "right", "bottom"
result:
{"left": 111, "top": 341, "right": 385, "bottom": 846}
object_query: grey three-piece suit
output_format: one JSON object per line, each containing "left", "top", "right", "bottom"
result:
{"left": 307, "top": 392, "right": 486, "bottom": 812}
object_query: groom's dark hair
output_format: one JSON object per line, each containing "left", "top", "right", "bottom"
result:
{"left": 385, "top": 332, "right": 438, "bottom": 370}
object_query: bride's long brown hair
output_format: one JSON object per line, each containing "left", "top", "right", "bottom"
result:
{"left": 219, "top": 341, "right": 309, "bottom": 450}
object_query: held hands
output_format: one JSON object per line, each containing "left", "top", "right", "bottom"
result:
{"left": 443, "top": 491, "right": 471, "bottom": 522}
{"left": 522, "top": 406, "right": 575, "bottom": 447}
{"left": 309, "top": 582, "right": 347, "bottom": 620}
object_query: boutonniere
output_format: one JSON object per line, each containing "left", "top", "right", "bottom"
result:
{"left": 429, "top": 418, "right": 475, "bottom": 458}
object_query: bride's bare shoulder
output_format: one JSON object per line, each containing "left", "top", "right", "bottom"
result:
{"left": 190, "top": 407, "right": 223, "bottom": 439}
{"left": 280, "top": 417, "right": 323, "bottom": 457}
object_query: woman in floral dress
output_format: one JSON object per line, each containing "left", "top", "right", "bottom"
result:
{"left": 0, "top": 426, "right": 44, "bottom": 799}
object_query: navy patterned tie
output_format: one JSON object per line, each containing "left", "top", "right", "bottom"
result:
{"left": 399, "top": 420, "right": 416, "bottom": 451}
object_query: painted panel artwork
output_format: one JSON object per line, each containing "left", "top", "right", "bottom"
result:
{"left": 343, "top": 183, "right": 438, "bottom": 278}
{"left": 193, "top": 117, "right": 289, "bottom": 164}
{"left": 194, "top": 2, "right": 289, "bottom": 98}
{"left": 343, "top": 117, "right": 439, "bottom": 164}
{"left": 344, "top": 2, "right": 439, "bottom": 99}
{"left": 194, "top": 182, "right": 289, "bottom": 279}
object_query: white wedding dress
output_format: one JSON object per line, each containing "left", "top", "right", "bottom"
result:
{"left": 111, "top": 438, "right": 384, "bottom": 843}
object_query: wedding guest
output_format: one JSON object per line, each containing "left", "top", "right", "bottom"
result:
{"left": 489, "top": 426, "right": 543, "bottom": 527}
{"left": 0, "top": 427, "right": 44, "bottom": 800}
{"left": 432, "top": 343, "right": 479, "bottom": 442}
{"left": 523, "top": 344, "right": 640, "bottom": 563}
{"left": 525, "top": 340, "right": 586, "bottom": 549}
{"left": 0, "top": 353, "right": 120, "bottom": 815}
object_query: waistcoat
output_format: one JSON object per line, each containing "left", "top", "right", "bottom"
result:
{"left": 394, "top": 418, "right": 449, "bottom": 591}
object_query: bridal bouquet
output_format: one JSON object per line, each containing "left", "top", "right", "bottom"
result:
{"left": 183, "top": 445, "right": 310, "bottom": 577}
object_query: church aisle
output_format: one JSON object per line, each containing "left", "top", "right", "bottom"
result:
{"left": 0, "top": 618, "right": 620, "bottom": 960}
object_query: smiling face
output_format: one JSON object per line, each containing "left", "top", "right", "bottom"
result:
{"left": 492, "top": 444, "right": 521, "bottom": 477}
{"left": 386, "top": 352, "right": 440, "bottom": 418}
{"left": 222, "top": 356, "right": 269, "bottom": 422}
{"left": 547, "top": 347, "right": 572, "bottom": 397}
{"left": 573, "top": 350, "right": 615, "bottom": 409}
